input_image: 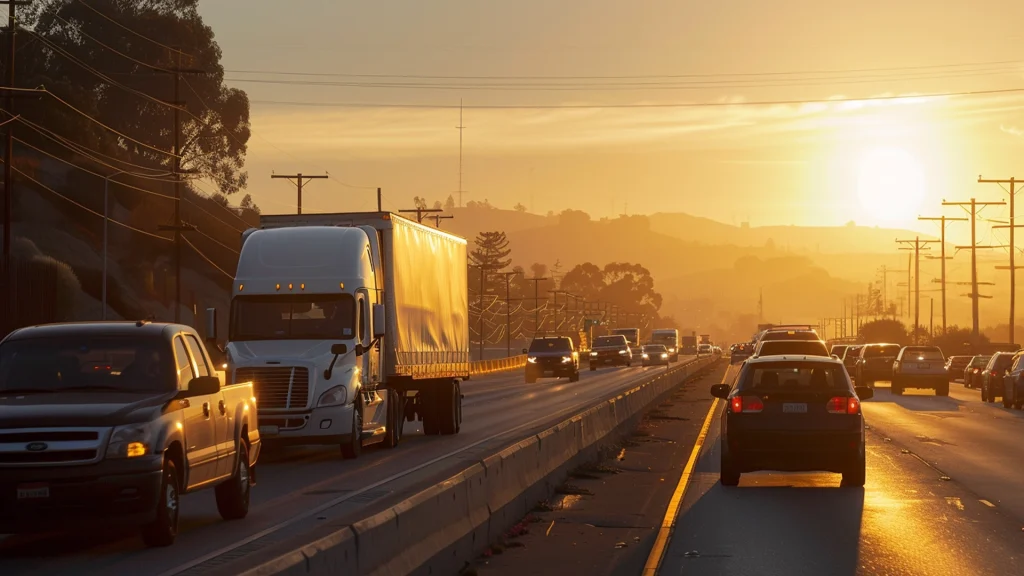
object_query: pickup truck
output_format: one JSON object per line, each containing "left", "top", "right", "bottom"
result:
{"left": 0, "top": 316, "right": 260, "bottom": 547}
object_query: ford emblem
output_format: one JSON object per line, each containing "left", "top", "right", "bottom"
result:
{"left": 25, "top": 442, "right": 47, "bottom": 452}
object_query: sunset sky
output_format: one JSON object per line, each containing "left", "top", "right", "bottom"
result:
{"left": 199, "top": 0, "right": 1024, "bottom": 238}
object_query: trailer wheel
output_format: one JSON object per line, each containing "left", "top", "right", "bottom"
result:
{"left": 383, "top": 389, "right": 402, "bottom": 448}
{"left": 439, "top": 379, "right": 461, "bottom": 435}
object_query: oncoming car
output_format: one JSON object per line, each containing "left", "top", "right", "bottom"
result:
{"left": 698, "top": 343, "right": 713, "bottom": 355}
{"left": 710, "top": 356, "right": 872, "bottom": 487}
{"left": 524, "top": 336, "right": 580, "bottom": 383}
{"left": 641, "top": 344, "right": 671, "bottom": 367}
{"left": 587, "top": 334, "right": 632, "bottom": 370}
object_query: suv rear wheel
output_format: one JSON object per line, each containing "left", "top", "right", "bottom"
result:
{"left": 841, "top": 451, "right": 866, "bottom": 488}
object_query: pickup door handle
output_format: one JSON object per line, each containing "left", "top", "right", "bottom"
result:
{"left": 179, "top": 399, "right": 191, "bottom": 408}
{"left": 203, "top": 402, "right": 211, "bottom": 418}
{"left": 218, "top": 400, "right": 227, "bottom": 415}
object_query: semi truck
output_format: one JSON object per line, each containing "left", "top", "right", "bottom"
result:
{"left": 610, "top": 328, "right": 640, "bottom": 347}
{"left": 681, "top": 335, "right": 698, "bottom": 355}
{"left": 227, "top": 212, "right": 469, "bottom": 459}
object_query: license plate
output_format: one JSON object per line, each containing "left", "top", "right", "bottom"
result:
{"left": 17, "top": 484, "right": 49, "bottom": 500}
{"left": 918, "top": 363, "right": 930, "bottom": 369}
{"left": 782, "top": 403, "right": 808, "bottom": 414}
{"left": 258, "top": 424, "right": 280, "bottom": 436}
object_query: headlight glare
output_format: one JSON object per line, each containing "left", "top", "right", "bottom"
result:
{"left": 107, "top": 424, "right": 153, "bottom": 459}
{"left": 318, "top": 385, "right": 348, "bottom": 407}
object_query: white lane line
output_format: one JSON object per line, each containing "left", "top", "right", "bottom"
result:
{"left": 158, "top": 358, "right": 711, "bottom": 576}
{"left": 979, "top": 499, "right": 996, "bottom": 508}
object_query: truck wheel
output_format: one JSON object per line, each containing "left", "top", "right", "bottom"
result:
{"left": 384, "top": 389, "right": 402, "bottom": 448}
{"left": 569, "top": 370, "right": 580, "bottom": 383}
{"left": 439, "top": 380, "right": 461, "bottom": 435}
{"left": 142, "top": 458, "right": 180, "bottom": 547}
{"left": 215, "top": 441, "right": 251, "bottom": 520}
{"left": 341, "top": 404, "right": 363, "bottom": 459}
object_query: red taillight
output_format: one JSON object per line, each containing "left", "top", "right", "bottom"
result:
{"left": 991, "top": 371, "right": 999, "bottom": 377}
{"left": 729, "top": 396, "right": 764, "bottom": 413}
{"left": 828, "top": 396, "right": 860, "bottom": 415}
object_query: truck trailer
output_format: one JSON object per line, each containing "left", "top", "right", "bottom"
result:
{"left": 227, "top": 212, "right": 469, "bottom": 459}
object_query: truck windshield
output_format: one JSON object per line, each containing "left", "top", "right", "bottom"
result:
{"left": 0, "top": 337, "right": 175, "bottom": 394}
{"left": 231, "top": 294, "right": 356, "bottom": 341}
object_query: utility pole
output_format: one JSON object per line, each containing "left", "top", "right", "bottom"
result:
{"left": 527, "top": 276, "right": 549, "bottom": 336}
{"left": 897, "top": 236, "right": 937, "bottom": 344}
{"left": 468, "top": 264, "right": 492, "bottom": 361}
{"left": 920, "top": 214, "right": 967, "bottom": 335}
{"left": 399, "top": 207, "right": 442, "bottom": 224}
{"left": 979, "top": 176, "right": 1023, "bottom": 344}
{"left": 1, "top": 0, "right": 30, "bottom": 334}
{"left": 271, "top": 173, "right": 328, "bottom": 215}
{"left": 425, "top": 214, "right": 453, "bottom": 228}
{"left": 757, "top": 288, "right": 763, "bottom": 322}
{"left": 377, "top": 187, "right": 382, "bottom": 212}
{"left": 495, "top": 271, "right": 519, "bottom": 357}
{"left": 456, "top": 99, "right": 466, "bottom": 208}
{"left": 945, "top": 198, "right": 1006, "bottom": 339}
{"left": 930, "top": 296, "right": 934, "bottom": 339}
{"left": 877, "top": 265, "right": 908, "bottom": 319}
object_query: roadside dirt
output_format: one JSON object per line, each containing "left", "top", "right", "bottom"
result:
{"left": 464, "top": 362, "right": 730, "bottom": 576}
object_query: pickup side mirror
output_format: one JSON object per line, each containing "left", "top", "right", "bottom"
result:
{"left": 205, "top": 308, "right": 217, "bottom": 342}
{"left": 710, "top": 384, "right": 731, "bottom": 399}
{"left": 187, "top": 375, "right": 221, "bottom": 396}
{"left": 855, "top": 386, "right": 874, "bottom": 401}
{"left": 372, "top": 304, "right": 386, "bottom": 339}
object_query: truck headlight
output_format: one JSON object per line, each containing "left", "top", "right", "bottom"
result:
{"left": 668, "top": 348, "right": 675, "bottom": 353}
{"left": 618, "top": 350, "right": 627, "bottom": 355}
{"left": 590, "top": 351, "right": 598, "bottom": 357}
{"left": 561, "top": 356, "right": 573, "bottom": 364}
{"left": 642, "top": 353, "right": 649, "bottom": 359}
{"left": 527, "top": 357, "right": 537, "bottom": 363}
{"left": 318, "top": 385, "right": 348, "bottom": 408}
{"left": 107, "top": 424, "right": 153, "bottom": 459}
{"left": 661, "top": 353, "right": 668, "bottom": 359}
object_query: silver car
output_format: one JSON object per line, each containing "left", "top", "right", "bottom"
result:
{"left": 892, "top": 346, "right": 948, "bottom": 396}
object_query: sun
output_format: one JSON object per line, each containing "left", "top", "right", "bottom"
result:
{"left": 856, "top": 147, "right": 926, "bottom": 224}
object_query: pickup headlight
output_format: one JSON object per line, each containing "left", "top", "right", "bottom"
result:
{"left": 668, "top": 348, "right": 676, "bottom": 353}
{"left": 642, "top": 353, "right": 649, "bottom": 359}
{"left": 527, "top": 357, "right": 537, "bottom": 363}
{"left": 618, "top": 350, "right": 627, "bottom": 355}
{"left": 318, "top": 385, "right": 348, "bottom": 408}
{"left": 590, "top": 351, "right": 598, "bottom": 357}
{"left": 561, "top": 356, "right": 573, "bottom": 364}
{"left": 107, "top": 424, "right": 154, "bottom": 459}
{"left": 661, "top": 353, "right": 668, "bottom": 359}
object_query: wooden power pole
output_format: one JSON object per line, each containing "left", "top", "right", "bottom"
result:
{"left": 944, "top": 197, "right": 1005, "bottom": 339}
{"left": 919, "top": 214, "right": 967, "bottom": 335}
{"left": 979, "top": 176, "right": 1023, "bottom": 343}
{"left": 271, "top": 173, "right": 328, "bottom": 215}
{"left": 897, "top": 237, "right": 937, "bottom": 343}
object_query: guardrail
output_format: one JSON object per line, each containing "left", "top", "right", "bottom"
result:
{"left": 469, "top": 354, "right": 527, "bottom": 376}
{"left": 236, "top": 355, "right": 722, "bottom": 576}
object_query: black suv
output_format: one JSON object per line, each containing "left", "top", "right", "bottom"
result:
{"left": 588, "top": 334, "right": 633, "bottom": 370}
{"left": 524, "top": 336, "right": 580, "bottom": 383}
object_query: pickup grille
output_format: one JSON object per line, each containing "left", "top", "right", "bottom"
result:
{"left": 0, "top": 450, "right": 97, "bottom": 464}
{"left": 237, "top": 366, "right": 310, "bottom": 410}
{"left": 0, "top": 427, "right": 108, "bottom": 467}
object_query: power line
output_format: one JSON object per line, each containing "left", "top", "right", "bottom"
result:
{"left": 46, "top": 9, "right": 173, "bottom": 74}
{"left": 249, "top": 86, "right": 1024, "bottom": 110}
{"left": 74, "top": 0, "right": 192, "bottom": 59}
{"left": 182, "top": 235, "right": 232, "bottom": 279}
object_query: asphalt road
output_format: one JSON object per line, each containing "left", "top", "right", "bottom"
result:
{"left": 658, "top": 377, "right": 1024, "bottom": 576}
{"left": 0, "top": 357, "right": 695, "bottom": 576}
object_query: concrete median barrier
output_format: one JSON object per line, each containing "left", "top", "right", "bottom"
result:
{"left": 238, "top": 356, "right": 720, "bottom": 576}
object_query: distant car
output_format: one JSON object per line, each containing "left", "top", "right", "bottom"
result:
{"left": 524, "top": 336, "right": 580, "bottom": 383}
{"left": 841, "top": 346, "right": 863, "bottom": 378}
{"left": 891, "top": 346, "right": 947, "bottom": 396}
{"left": 854, "top": 343, "right": 901, "bottom": 388}
{"left": 964, "top": 355, "right": 991, "bottom": 389}
{"left": 641, "top": 344, "right": 671, "bottom": 367}
{"left": 587, "top": 334, "right": 632, "bottom": 370}
{"left": 731, "top": 343, "right": 754, "bottom": 363}
{"left": 754, "top": 339, "right": 829, "bottom": 358}
{"left": 980, "top": 352, "right": 1016, "bottom": 403}
{"left": 698, "top": 343, "right": 713, "bottom": 355}
{"left": 830, "top": 344, "right": 849, "bottom": 360}
{"left": 710, "top": 355, "right": 872, "bottom": 487}
{"left": 713, "top": 346, "right": 722, "bottom": 355}
{"left": 944, "top": 355, "right": 972, "bottom": 382}
{"left": 1001, "top": 351, "right": 1024, "bottom": 409}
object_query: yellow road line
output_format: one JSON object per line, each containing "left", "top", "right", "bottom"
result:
{"left": 642, "top": 364, "right": 734, "bottom": 576}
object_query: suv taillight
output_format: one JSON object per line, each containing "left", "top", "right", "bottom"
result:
{"left": 729, "top": 396, "right": 764, "bottom": 414}
{"left": 827, "top": 396, "right": 860, "bottom": 414}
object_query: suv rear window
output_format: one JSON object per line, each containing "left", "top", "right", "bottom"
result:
{"left": 970, "top": 356, "right": 991, "bottom": 367}
{"left": 738, "top": 362, "right": 850, "bottom": 391}
{"left": 529, "top": 338, "right": 572, "bottom": 353}
{"left": 757, "top": 340, "right": 828, "bottom": 357}
{"left": 865, "top": 345, "right": 901, "bottom": 357}
{"left": 989, "top": 353, "right": 1014, "bottom": 371}
{"left": 760, "top": 330, "right": 818, "bottom": 342}
{"left": 593, "top": 336, "right": 627, "bottom": 348}
{"left": 901, "top": 347, "right": 944, "bottom": 362}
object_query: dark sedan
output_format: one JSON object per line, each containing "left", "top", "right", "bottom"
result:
{"left": 945, "top": 355, "right": 971, "bottom": 382}
{"left": 980, "top": 352, "right": 1015, "bottom": 403}
{"left": 711, "top": 356, "right": 872, "bottom": 487}
{"left": 964, "top": 355, "right": 991, "bottom": 389}
{"left": 587, "top": 335, "right": 633, "bottom": 370}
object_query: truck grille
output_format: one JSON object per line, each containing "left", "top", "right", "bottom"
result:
{"left": 237, "top": 366, "right": 310, "bottom": 410}
{"left": 0, "top": 427, "right": 108, "bottom": 467}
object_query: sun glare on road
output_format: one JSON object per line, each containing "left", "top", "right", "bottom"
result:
{"left": 857, "top": 147, "right": 926, "bottom": 224}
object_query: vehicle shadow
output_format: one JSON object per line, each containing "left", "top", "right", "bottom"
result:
{"left": 864, "top": 386, "right": 963, "bottom": 412}
{"left": 666, "top": 481, "right": 864, "bottom": 576}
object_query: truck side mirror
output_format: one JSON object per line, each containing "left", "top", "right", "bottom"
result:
{"left": 205, "top": 308, "right": 217, "bottom": 342}
{"left": 331, "top": 343, "right": 348, "bottom": 356}
{"left": 187, "top": 375, "right": 221, "bottom": 396}
{"left": 372, "top": 304, "right": 386, "bottom": 338}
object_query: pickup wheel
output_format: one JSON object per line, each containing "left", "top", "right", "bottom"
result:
{"left": 383, "top": 389, "right": 402, "bottom": 448}
{"left": 215, "top": 441, "right": 251, "bottom": 520}
{"left": 439, "top": 380, "right": 461, "bottom": 435}
{"left": 841, "top": 450, "right": 867, "bottom": 488}
{"left": 340, "top": 404, "right": 363, "bottom": 459}
{"left": 141, "top": 458, "right": 179, "bottom": 547}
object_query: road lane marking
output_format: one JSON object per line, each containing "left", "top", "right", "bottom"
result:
{"left": 980, "top": 499, "right": 996, "bottom": 508}
{"left": 642, "top": 364, "right": 733, "bottom": 576}
{"left": 159, "top": 357, "right": 714, "bottom": 576}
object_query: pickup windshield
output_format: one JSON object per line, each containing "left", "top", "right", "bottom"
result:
{"left": 593, "top": 336, "right": 627, "bottom": 348}
{"left": 0, "top": 336, "right": 175, "bottom": 394}
{"left": 231, "top": 294, "right": 356, "bottom": 341}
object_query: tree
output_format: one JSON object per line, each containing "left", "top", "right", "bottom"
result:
{"left": 239, "top": 193, "right": 260, "bottom": 215}
{"left": 432, "top": 200, "right": 443, "bottom": 210}
{"left": 470, "top": 231, "right": 512, "bottom": 271}
{"left": 413, "top": 196, "right": 428, "bottom": 210}
{"left": 932, "top": 326, "right": 988, "bottom": 356}
{"left": 561, "top": 263, "right": 604, "bottom": 301}
{"left": 514, "top": 203, "right": 527, "bottom": 213}
{"left": 600, "top": 262, "right": 662, "bottom": 318}
{"left": 551, "top": 259, "right": 563, "bottom": 287}
{"left": 21, "top": 0, "right": 251, "bottom": 196}
{"left": 445, "top": 195, "right": 456, "bottom": 210}
{"left": 858, "top": 319, "right": 909, "bottom": 346}
{"left": 530, "top": 262, "right": 548, "bottom": 279}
